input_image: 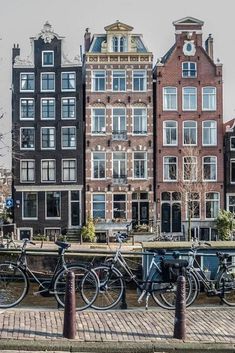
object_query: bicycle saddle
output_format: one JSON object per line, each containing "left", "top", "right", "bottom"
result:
{"left": 216, "top": 252, "right": 230, "bottom": 260}
{"left": 55, "top": 240, "right": 71, "bottom": 249}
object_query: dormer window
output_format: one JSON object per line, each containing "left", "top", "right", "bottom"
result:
{"left": 112, "top": 36, "right": 126, "bottom": 52}
{"left": 42, "top": 51, "right": 54, "bottom": 67}
{"left": 182, "top": 62, "right": 197, "bottom": 77}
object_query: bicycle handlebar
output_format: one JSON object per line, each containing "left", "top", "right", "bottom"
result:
{"left": 21, "top": 238, "right": 36, "bottom": 247}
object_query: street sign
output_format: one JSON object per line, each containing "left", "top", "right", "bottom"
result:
{"left": 5, "top": 198, "right": 13, "bottom": 208}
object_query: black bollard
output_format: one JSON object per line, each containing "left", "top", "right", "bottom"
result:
{"left": 173, "top": 275, "right": 186, "bottom": 340}
{"left": 63, "top": 270, "right": 76, "bottom": 339}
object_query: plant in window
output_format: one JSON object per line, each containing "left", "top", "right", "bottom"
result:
{"left": 81, "top": 214, "right": 96, "bottom": 242}
{"left": 216, "top": 210, "right": 235, "bottom": 241}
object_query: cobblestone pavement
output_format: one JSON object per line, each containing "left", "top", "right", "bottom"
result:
{"left": 0, "top": 306, "right": 234, "bottom": 344}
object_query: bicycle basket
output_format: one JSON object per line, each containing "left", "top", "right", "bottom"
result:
{"left": 161, "top": 259, "right": 188, "bottom": 283}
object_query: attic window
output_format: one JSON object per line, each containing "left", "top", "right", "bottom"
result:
{"left": 112, "top": 36, "right": 126, "bottom": 52}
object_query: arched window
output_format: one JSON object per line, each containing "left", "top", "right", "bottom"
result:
{"left": 113, "top": 37, "right": 119, "bottom": 52}
{"left": 119, "top": 37, "right": 125, "bottom": 52}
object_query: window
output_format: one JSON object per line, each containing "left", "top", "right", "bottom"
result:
{"left": 23, "top": 192, "right": 37, "bottom": 219}
{"left": 133, "top": 70, "right": 146, "bottom": 91}
{"left": 61, "top": 127, "right": 76, "bottom": 149}
{"left": 112, "top": 36, "right": 126, "bottom": 52}
{"left": 182, "top": 62, "right": 197, "bottom": 77}
{"left": 113, "top": 194, "right": 126, "bottom": 219}
{"left": 41, "top": 160, "right": 56, "bottom": 182}
{"left": 113, "top": 152, "right": 126, "bottom": 179}
{"left": 42, "top": 51, "right": 54, "bottom": 66}
{"left": 61, "top": 72, "right": 76, "bottom": 91}
{"left": 41, "top": 98, "right": 55, "bottom": 119}
{"left": 112, "top": 108, "right": 126, "bottom": 133}
{"left": 203, "top": 156, "right": 217, "bottom": 181}
{"left": 20, "top": 99, "right": 34, "bottom": 119}
{"left": 133, "top": 108, "right": 147, "bottom": 134}
{"left": 202, "top": 120, "right": 217, "bottom": 145}
{"left": 93, "top": 152, "right": 105, "bottom": 179}
{"left": 183, "top": 156, "right": 197, "bottom": 181}
{"left": 20, "top": 73, "right": 34, "bottom": 91}
{"left": 230, "top": 137, "right": 235, "bottom": 150}
{"left": 133, "top": 152, "right": 147, "bottom": 179}
{"left": 183, "top": 87, "right": 197, "bottom": 110}
{"left": 41, "top": 73, "right": 55, "bottom": 91}
{"left": 112, "top": 71, "right": 126, "bottom": 91}
{"left": 92, "top": 108, "right": 105, "bottom": 134}
{"left": 41, "top": 128, "right": 55, "bottom": 149}
{"left": 92, "top": 71, "right": 105, "bottom": 91}
{"left": 230, "top": 160, "right": 235, "bottom": 183}
{"left": 187, "top": 193, "right": 200, "bottom": 219}
{"left": 205, "top": 192, "right": 219, "bottom": 219}
{"left": 46, "top": 192, "right": 61, "bottom": 218}
{"left": 62, "top": 159, "right": 76, "bottom": 182}
{"left": 202, "top": 87, "right": 216, "bottom": 111}
{"left": 228, "top": 195, "right": 235, "bottom": 212}
{"left": 93, "top": 194, "right": 105, "bottom": 219}
{"left": 183, "top": 121, "right": 197, "bottom": 145}
{"left": 163, "top": 156, "right": 177, "bottom": 181}
{"left": 20, "top": 160, "right": 35, "bottom": 182}
{"left": 20, "top": 128, "right": 35, "bottom": 149}
{"left": 61, "top": 98, "right": 75, "bottom": 119}
{"left": 163, "top": 87, "right": 177, "bottom": 110}
{"left": 163, "top": 121, "right": 177, "bottom": 145}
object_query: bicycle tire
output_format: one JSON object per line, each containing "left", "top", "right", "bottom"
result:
{"left": 151, "top": 270, "right": 199, "bottom": 309}
{"left": 218, "top": 265, "right": 235, "bottom": 306}
{"left": 0, "top": 262, "right": 29, "bottom": 308}
{"left": 91, "top": 265, "right": 124, "bottom": 310}
{"left": 54, "top": 264, "right": 99, "bottom": 311}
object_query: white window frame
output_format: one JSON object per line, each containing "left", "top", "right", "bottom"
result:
{"left": 163, "top": 121, "right": 178, "bottom": 146}
{"left": 227, "top": 193, "right": 235, "bottom": 212}
{"left": 186, "top": 192, "right": 201, "bottom": 220}
{"left": 61, "top": 97, "right": 76, "bottom": 120}
{"left": 61, "top": 126, "right": 76, "bottom": 150}
{"left": 183, "top": 156, "right": 197, "bottom": 182}
{"left": 163, "top": 156, "right": 178, "bottom": 182}
{"left": 20, "top": 72, "right": 35, "bottom": 92}
{"left": 45, "top": 191, "right": 61, "bottom": 220}
{"left": 202, "top": 120, "right": 217, "bottom": 146}
{"left": 20, "top": 160, "right": 35, "bottom": 183}
{"left": 163, "top": 87, "right": 177, "bottom": 111}
{"left": 230, "top": 137, "right": 235, "bottom": 151}
{"left": 61, "top": 71, "right": 76, "bottom": 92}
{"left": 112, "top": 193, "right": 127, "bottom": 219}
{"left": 40, "top": 72, "right": 55, "bottom": 92}
{"left": 41, "top": 159, "right": 56, "bottom": 183}
{"left": 112, "top": 152, "right": 127, "bottom": 179}
{"left": 92, "top": 70, "right": 106, "bottom": 92}
{"left": 42, "top": 50, "right": 54, "bottom": 67}
{"left": 62, "top": 159, "right": 77, "bottom": 182}
{"left": 22, "top": 192, "right": 38, "bottom": 220}
{"left": 183, "top": 121, "right": 197, "bottom": 146}
{"left": 133, "top": 152, "right": 147, "bottom": 179}
{"left": 41, "top": 127, "right": 56, "bottom": 150}
{"left": 182, "top": 87, "right": 197, "bottom": 111}
{"left": 44, "top": 228, "right": 61, "bottom": 239}
{"left": 92, "top": 152, "right": 106, "bottom": 179}
{"left": 182, "top": 62, "right": 197, "bottom": 78}
{"left": 112, "top": 70, "right": 126, "bottom": 92}
{"left": 18, "top": 227, "right": 33, "bottom": 240}
{"left": 20, "top": 98, "right": 35, "bottom": 120}
{"left": 230, "top": 159, "right": 235, "bottom": 184}
{"left": 133, "top": 70, "right": 147, "bottom": 91}
{"left": 20, "top": 127, "right": 35, "bottom": 150}
{"left": 92, "top": 194, "right": 106, "bottom": 220}
{"left": 132, "top": 107, "right": 147, "bottom": 135}
{"left": 203, "top": 156, "right": 217, "bottom": 182}
{"left": 112, "top": 108, "right": 126, "bottom": 133}
{"left": 205, "top": 192, "right": 220, "bottom": 220}
{"left": 41, "top": 98, "right": 56, "bottom": 120}
{"left": 202, "top": 87, "right": 216, "bottom": 111}
{"left": 92, "top": 108, "right": 106, "bottom": 134}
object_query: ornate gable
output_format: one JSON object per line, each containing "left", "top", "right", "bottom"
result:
{"left": 104, "top": 21, "right": 133, "bottom": 33}
{"left": 173, "top": 16, "right": 204, "bottom": 27}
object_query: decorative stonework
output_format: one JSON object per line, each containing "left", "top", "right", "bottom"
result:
{"left": 39, "top": 21, "right": 57, "bottom": 43}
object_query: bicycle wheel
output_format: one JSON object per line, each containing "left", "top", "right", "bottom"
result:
{"left": 0, "top": 262, "right": 28, "bottom": 308}
{"left": 151, "top": 271, "right": 199, "bottom": 309}
{"left": 91, "top": 265, "right": 124, "bottom": 310}
{"left": 218, "top": 265, "right": 235, "bottom": 306}
{"left": 54, "top": 264, "right": 99, "bottom": 311}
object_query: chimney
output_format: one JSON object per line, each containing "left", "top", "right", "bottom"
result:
{"left": 12, "top": 43, "right": 20, "bottom": 65}
{"left": 205, "top": 34, "right": 213, "bottom": 60}
{"left": 84, "top": 28, "right": 91, "bottom": 52}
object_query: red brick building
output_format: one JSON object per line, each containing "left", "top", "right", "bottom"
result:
{"left": 84, "top": 21, "right": 154, "bottom": 240}
{"left": 154, "top": 17, "right": 224, "bottom": 240}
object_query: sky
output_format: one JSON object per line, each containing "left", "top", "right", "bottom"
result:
{"left": 0, "top": 0, "right": 234, "bottom": 169}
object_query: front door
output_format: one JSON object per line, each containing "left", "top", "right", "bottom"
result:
{"left": 131, "top": 192, "right": 149, "bottom": 227}
{"left": 69, "top": 191, "right": 80, "bottom": 228}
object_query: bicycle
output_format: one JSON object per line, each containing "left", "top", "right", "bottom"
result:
{"left": 91, "top": 233, "right": 195, "bottom": 310}
{"left": 0, "top": 233, "right": 19, "bottom": 249}
{"left": 161, "top": 241, "right": 235, "bottom": 307}
{"left": 0, "top": 238, "right": 99, "bottom": 310}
